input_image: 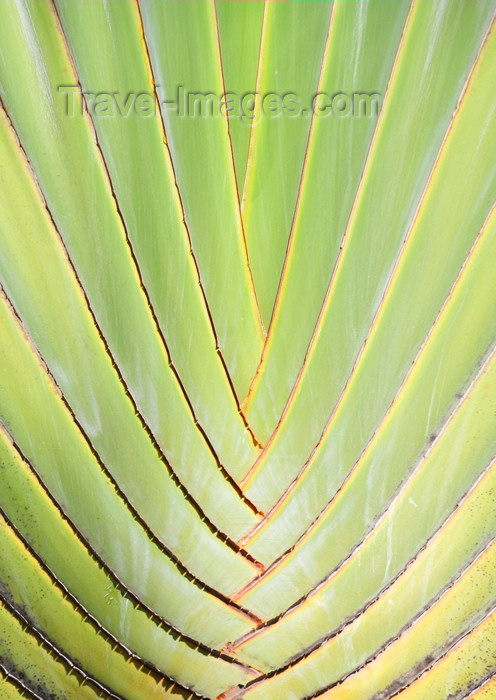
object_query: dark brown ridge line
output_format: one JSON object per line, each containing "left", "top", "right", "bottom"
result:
{"left": 0, "top": 662, "right": 43, "bottom": 699}
{"left": 134, "top": 1, "right": 262, "bottom": 446}
{"left": 241, "top": 0, "right": 337, "bottom": 407}
{"left": 227, "top": 540, "right": 496, "bottom": 699}
{"left": 233, "top": 340, "right": 496, "bottom": 604}
{"left": 0, "top": 590, "right": 122, "bottom": 700}
{"left": 239, "top": 0, "right": 417, "bottom": 483}
{"left": 0, "top": 293, "right": 263, "bottom": 624}
{"left": 212, "top": 0, "right": 266, "bottom": 339}
{"left": 370, "top": 605, "right": 496, "bottom": 700}
{"left": 239, "top": 199, "right": 496, "bottom": 547}
{"left": 0, "top": 495, "right": 255, "bottom": 686}
{"left": 47, "top": 1, "right": 263, "bottom": 498}
{"left": 0, "top": 99, "right": 263, "bottom": 539}
{"left": 392, "top": 667, "right": 496, "bottom": 700}
{"left": 309, "top": 600, "right": 496, "bottom": 699}
{"left": 461, "top": 671, "right": 496, "bottom": 700}
{"left": 49, "top": 0, "right": 261, "bottom": 500}
{"left": 225, "top": 454, "right": 495, "bottom": 669}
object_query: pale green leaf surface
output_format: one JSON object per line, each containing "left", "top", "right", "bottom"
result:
{"left": 241, "top": 206, "right": 496, "bottom": 600}
{"left": 51, "top": 0, "right": 260, "bottom": 479}
{"left": 239, "top": 342, "right": 496, "bottom": 619}
{"left": 243, "top": 0, "right": 410, "bottom": 440}
{"left": 242, "top": 27, "right": 496, "bottom": 560}
{"left": 242, "top": 2, "right": 496, "bottom": 510}
{"left": 139, "top": 0, "right": 265, "bottom": 400}
{"left": 0, "top": 292, "right": 254, "bottom": 650}
{"left": 0, "top": 432, "right": 254, "bottom": 697}
{"left": 234, "top": 454, "right": 496, "bottom": 672}
{"left": 239, "top": 544, "right": 496, "bottom": 699}
{"left": 0, "top": 1, "right": 494, "bottom": 698}
{"left": 240, "top": 0, "right": 333, "bottom": 327}
{"left": 393, "top": 614, "right": 496, "bottom": 700}
{"left": 215, "top": 0, "right": 264, "bottom": 194}
{"left": 0, "top": 122, "right": 258, "bottom": 557}
{"left": 0, "top": 600, "right": 101, "bottom": 700}
{"left": 0, "top": 113, "right": 259, "bottom": 593}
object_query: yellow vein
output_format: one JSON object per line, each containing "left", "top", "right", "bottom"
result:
{"left": 212, "top": 0, "right": 265, "bottom": 339}
{"left": 0, "top": 592, "right": 121, "bottom": 700}
{"left": 232, "top": 344, "right": 496, "bottom": 615}
{"left": 240, "top": 0, "right": 268, "bottom": 209}
{"left": 228, "top": 454, "right": 495, "bottom": 668}
{"left": 241, "top": 0, "right": 337, "bottom": 409}
{"left": 133, "top": 0, "right": 262, "bottom": 443}
{"left": 239, "top": 186, "right": 495, "bottom": 548}
{"left": 0, "top": 290, "right": 263, "bottom": 620}
{"left": 0, "top": 96, "right": 263, "bottom": 537}
{"left": 49, "top": 0, "right": 263, "bottom": 470}
{"left": 0, "top": 430, "right": 261, "bottom": 675}
{"left": 239, "top": 4, "right": 489, "bottom": 488}
{"left": 227, "top": 542, "right": 496, "bottom": 699}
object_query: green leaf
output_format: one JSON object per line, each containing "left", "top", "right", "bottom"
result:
{"left": 0, "top": 1, "right": 494, "bottom": 698}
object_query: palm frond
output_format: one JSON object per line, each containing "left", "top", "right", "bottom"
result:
{"left": 0, "top": 1, "right": 495, "bottom": 699}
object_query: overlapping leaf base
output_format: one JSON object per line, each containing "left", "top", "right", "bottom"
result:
{"left": 0, "top": 1, "right": 495, "bottom": 698}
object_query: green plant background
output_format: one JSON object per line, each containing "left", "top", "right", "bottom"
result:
{"left": 0, "top": 1, "right": 495, "bottom": 699}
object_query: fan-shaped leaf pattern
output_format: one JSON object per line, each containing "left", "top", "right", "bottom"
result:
{"left": 0, "top": 1, "right": 494, "bottom": 699}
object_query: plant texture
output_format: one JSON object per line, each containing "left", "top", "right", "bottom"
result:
{"left": 0, "top": 1, "right": 495, "bottom": 699}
